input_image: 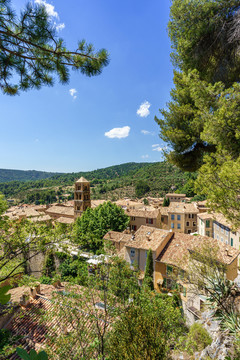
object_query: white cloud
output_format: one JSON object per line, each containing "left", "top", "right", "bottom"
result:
{"left": 152, "top": 146, "right": 164, "bottom": 152}
{"left": 137, "top": 101, "right": 151, "bottom": 117}
{"left": 35, "top": 0, "right": 59, "bottom": 18}
{"left": 69, "top": 88, "right": 77, "bottom": 100}
{"left": 56, "top": 23, "right": 65, "bottom": 31}
{"left": 141, "top": 155, "right": 149, "bottom": 159}
{"left": 105, "top": 126, "right": 130, "bottom": 139}
{"left": 152, "top": 144, "right": 167, "bottom": 152}
{"left": 141, "top": 130, "right": 155, "bottom": 136}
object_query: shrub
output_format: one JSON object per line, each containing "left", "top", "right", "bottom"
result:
{"left": 178, "top": 322, "right": 212, "bottom": 355}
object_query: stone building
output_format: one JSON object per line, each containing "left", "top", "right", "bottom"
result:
{"left": 74, "top": 177, "right": 91, "bottom": 219}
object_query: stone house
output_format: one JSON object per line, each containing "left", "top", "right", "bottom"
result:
{"left": 165, "top": 193, "right": 186, "bottom": 202}
{"left": 154, "top": 232, "right": 239, "bottom": 324}
{"left": 126, "top": 208, "right": 161, "bottom": 231}
{"left": 167, "top": 202, "right": 199, "bottom": 234}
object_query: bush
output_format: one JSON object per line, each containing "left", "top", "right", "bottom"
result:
{"left": 178, "top": 322, "right": 212, "bottom": 355}
{"left": 39, "top": 275, "right": 52, "bottom": 284}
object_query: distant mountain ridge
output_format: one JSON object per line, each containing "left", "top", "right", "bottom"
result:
{"left": 0, "top": 169, "right": 63, "bottom": 183}
{"left": 0, "top": 162, "right": 151, "bottom": 183}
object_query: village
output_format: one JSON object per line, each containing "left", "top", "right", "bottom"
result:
{"left": 1, "top": 176, "right": 240, "bottom": 359}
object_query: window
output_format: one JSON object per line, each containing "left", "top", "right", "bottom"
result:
{"left": 146, "top": 218, "right": 153, "bottom": 224}
{"left": 171, "top": 223, "right": 174, "bottom": 229}
{"left": 206, "top": 220, "right": 210, "bottom": 228}
{"left": 231, "top": 238, "right": 234, "bottom": 247}
{"left": 171, "top": 214, "right": 175, "bottom": 220}
{"left": 131, "top": 225, "right": 136, "bottom": 231}
{"left": 221, "top": 237, "right": 223, "bottom": 242}
{"left": 193, "top": 221, "right": 196, "bottom": 227}
{"left": 177, "top": 215, "right": 181, "bottom": 221}
{"left": 177, "top": 223, "right": 181, "bottom": 229}
{"left": 186, "top": 221, "right": 190, "bottom": 227}
{"left": 188, "top": 214, "right": 194, "bottom": 219}
{"left": 130, "top": 248, "right": 135, "bottom": 257}
{"left": 221, "top": 226, "right": 224, "bottom": 233}
{"left": 217, "top": 234, "right": 219, "bottom": 240}
{"left": 225, "top": 229, "right": 229, "bottom": 235}
{"left": 206, "top": 231, "right": 210, "bottom": 237}
{"left": 187, "top": 230, "right": 191, "bottom": 234}
{"left": 131, "top": 216, "right": 135, "bottom": 221}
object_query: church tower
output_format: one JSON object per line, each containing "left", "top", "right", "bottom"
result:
{"left": 74, "top": 177, "right": 91, "bottom": 219}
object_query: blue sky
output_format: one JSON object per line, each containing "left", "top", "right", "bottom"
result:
{"left": 0, "top": 0, "right": 173, "bottom": 172}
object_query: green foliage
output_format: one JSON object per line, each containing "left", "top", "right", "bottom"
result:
{"left": 43, "top": 251, "right": 55, "bottom": 278}
{"left": 58, "top": 257, "right": 88, "bottom": 285}
{"left": 168, "top": 0, "right": 240, "bottom": 86}
{"left": 16, "top": 348, "right": 48, "bottom": 360}
{"left": 143, "top": 198, "right": 149, "bottom": 205}
{"left": 0, "top": 192, "right": 7, "bottom": 215}
{"left": 0, "top": 0, "right": 108, "bottom": 95}
{"left": 156, "top": 1, "right": 240, "bottom": 225}
{"left": 135, "top": 180, "right": 150, "bottom": 198}
{"left": 107, "top": 293, "right": 185, "bottom": 360}
{"left": 74, "top": 201, "right": 129, "bottom": 252}
{"left": 143, "top": 249, "right": 154, "bottom": 290}
{"left": 39, "top": 275, "right": 52, "bottom": 285}
{"left": 0, "top": 162, "right": 192, "bottom": 203}
{"left": 163, "top": 197, "right": 170, "bottom": 207}
{"left": 177, "top": 323, "right": 212, "bottom": 355}
{"left": 0, "top": 285, "right": 11, "bottom": 305}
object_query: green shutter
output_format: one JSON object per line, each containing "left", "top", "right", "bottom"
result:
{"left": 231, "top": 238, "right": 233, "bottom": 247}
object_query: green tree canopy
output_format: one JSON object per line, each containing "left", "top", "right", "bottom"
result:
{"left": 0, "top": 0, "right": 109, "bottom": 95}
{"left": 169, "top": 0, "right": 240, "bottom": 86}
{"left": 156, "top": 0, "right": 240, "bottom": 226}
{"left": 107, "top": 293, "right": 185, "bottom": 360}
{"left": 74, "top": 201, "right": 130, "bottom": 252}
{"left": 135, "top": 180, "right": 150, "bottom": 198}
{"left": 143, "top": 249, "right": 154, "bottom": 290}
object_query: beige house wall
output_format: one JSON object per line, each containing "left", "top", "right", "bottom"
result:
{"left": 226, "top": 259, "right": 238, "bottom": 281}
{"left": 129, "top": 213, "right": 161, "bottom": 231}
{"left": 197, "top": 217, "right": 213, "bottom": 238}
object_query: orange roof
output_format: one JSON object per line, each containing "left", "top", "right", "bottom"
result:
{"left": 46, "top": 205, "right": 74, "bottom": 217}
{"left": 156, "top": 232, "right": 239, "bottom": 269}
{"left": 168, "top": 202, "right": 199, "bottom": 214}
{"left": 75, "top": 176, "right": 89, "bottom": 183}
{"left": 125, "top": 208, "right": 160, "bottom": 218}
{"left": 125, "top": 225, "right": 170, "bottom": 251}
{"left": 104, "top": 231, "right": 131, "bottom": 243}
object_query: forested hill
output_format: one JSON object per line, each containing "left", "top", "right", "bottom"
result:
{"left": 0, "top": 162, "right": 151, "bottom": 183}
{"left": 0, "top": 169, "right": 62, "bottom": 182}
{"left": 0, "top": 162, "right": 198, "bottom": 203}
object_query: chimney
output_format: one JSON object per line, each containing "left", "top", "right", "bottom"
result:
{"left": 146, "top": 235, "right": 151, "bottom": 241}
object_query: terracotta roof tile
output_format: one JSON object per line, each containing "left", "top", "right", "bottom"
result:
{"left": 125, "top": 225, "right": 170, "bottom": 251}
{"left": 156, "top": 232, "right": 239, "bottom": 270}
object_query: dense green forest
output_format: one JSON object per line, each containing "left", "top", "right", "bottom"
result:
{"left": 0, "top": 162, "right": 196, "bottom": 203}
{"left": 0, "top": 169, "right": 62, "bottom": 182}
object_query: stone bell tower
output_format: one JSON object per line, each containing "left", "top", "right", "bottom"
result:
{"left": 74, "top": 177, "right": 91, "bottom": 219}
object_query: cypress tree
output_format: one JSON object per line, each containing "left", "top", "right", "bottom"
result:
{"left": 143, "top": 249, "right": 154, "bottom": 290}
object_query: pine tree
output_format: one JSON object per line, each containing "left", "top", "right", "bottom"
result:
{"left": 143, "top": 249, "right": 154, "bottom": 290}
{"left": 0, "top": 0, "right": 109, "bottom": 95}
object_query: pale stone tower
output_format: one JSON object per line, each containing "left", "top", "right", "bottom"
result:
{"left": 74, "top": 177, "right": 91, "bottom": 219}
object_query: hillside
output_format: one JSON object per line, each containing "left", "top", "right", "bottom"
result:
{"left": 0, "top": 162, "right": 195, "bottom": 203}
{"left": 0, "top": 169, "right": 62, "bottom": 182}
